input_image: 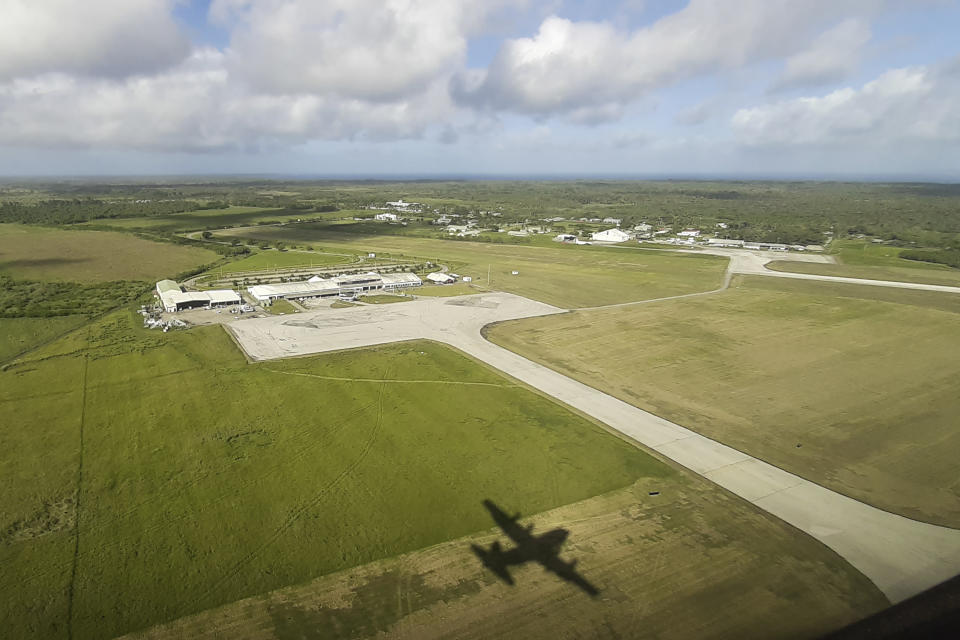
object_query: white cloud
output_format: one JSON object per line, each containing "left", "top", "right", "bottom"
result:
{"left": 210, "top": 0, "right": 507, "bottom": 101}
{"left": 732, "top": 61, "right": 960, "bottom": 147}
{"left": 453, "top": 0, "right": 890, "bottom": 119}
{"left": 773, "top": 19, "right": 872, "bottom": 91}
{"left": 0, "top": 50, "right": 456, "bottom": 152}
{"left": 0, "top": 0, "right": 189, "bottom": 80}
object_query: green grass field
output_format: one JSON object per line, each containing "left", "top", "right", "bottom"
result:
{"left": 414, "top": 283, "right": 483, "bottom": 297}
{"left": 1, "top": 313, "right": 669, "bottom": 639}
{"left": 216, "top": 249, "right": 353, "bottom": 274}
{"left": 358, "top": 294, "right": 411, "bottom": 304}
{"left": 0, "top": 316, "right": 86, "bottom": 364}
{"left": 767, "top": 239, "right": 960, "bottom": 286}
{"left": 76, "top": 206, "right": 311, "bottom": 233}
{"left": 0, "top": 224, "right": 218, "bottom": 282}
{"left": 265, "top": 299, "right": 298, "bottom": 315}
{"left": 215, "top": 224, "right": 727, "bottom": 308}
{"left": 131, "top": 480, "right": 885, "bottom": 640}
{"left": 487, "top": 275, "right": 960, "bottom": 527}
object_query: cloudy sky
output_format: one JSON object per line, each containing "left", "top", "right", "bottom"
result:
{"left": 1, "top": 0, "right": 958, "bottom": 177}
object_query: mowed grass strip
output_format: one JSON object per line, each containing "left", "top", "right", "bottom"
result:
{"left": 487, "top": 275, "right": 960, "bottom": 527}
{"left": 217, "top": 249, "right": 352, "bottom": 274}
{"left": 0, "top": 313, "right": 664, "bottom": 640}
{"left": 767, "top": 239, "right": 960, "bottom": 287}
{"left": 215, "top": 224, "right": 728, "bottom": 308}
{"left": 0, "top": 224, "right": 218, "bottom": 282}
{"left": 128, "top": 482, "right": 886, "bottom": 640}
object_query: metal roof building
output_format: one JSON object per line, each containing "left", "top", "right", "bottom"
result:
{"left": 247, "top": 280, "right": 340, "bottom": 303}
{"left": 247, "top": 271, "right": 421, "bottom": 303}
{"left": 156, "top": 280, "right": 242, "bottom": 312}
{"left": 381, "top": 273, "right": 422, "bottom": 290}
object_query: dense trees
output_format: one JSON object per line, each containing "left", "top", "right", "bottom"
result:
{"left": 0, "top": 275, "right": 148, "bottom": 318}
{"left": 900, "top": 248, "right": 960, "bottom": 269}
{"left": 0, "top": 199, "right": 224, "bottom": 225}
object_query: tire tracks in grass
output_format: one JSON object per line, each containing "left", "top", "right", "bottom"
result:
{"left": 185, "top": 378, "right": 390, "bottom": 612}
{"left": 16, "top": 386, "right": 380, "bottom": 592}
{"left": 65, "top": 351, "right": 88, "bottom": 640}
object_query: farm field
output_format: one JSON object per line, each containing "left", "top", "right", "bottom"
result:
{"left": 76, "top": 206, "right": 310, "bottom": 233}
{"left": 767, "top": 240, "right": 960, "bottom": 286}
{"left": 215, "top": 224, "right": 727, "bottom": 308}
{"left": 129, "top": 481, "right": 885, "bottom": 640}
{"left": 0, "top": 316, "right": 86, "bottom": 363}
{"left": 0, "top": 224, "right": 218, "bottom": 282}
{"left": 217, "top": 249, "right": 353, "bottom": 274}
{"left": 1, "top": 315, "right": 666, "bottom": 639}
{"left": 487, "top": 275, "right": 960, "bottom": 527}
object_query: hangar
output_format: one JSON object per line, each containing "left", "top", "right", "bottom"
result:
{"left": 156, "top": 280, "right": 242, "bottom": 312}
{"left": 426, "top": 272, "right": 456, "bottom": 284}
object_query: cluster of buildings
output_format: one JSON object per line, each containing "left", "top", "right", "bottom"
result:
{"left": 553, "top": 224, "right": 823, "bottom": 253}
{"left": 247, "top": 271, "right": 422, "bottom": 303}
{"left": 156, "top": 280, "right": 241, "bottom": 313}
{"left": 367, "top": 198, "right": 423, "bottom": 213}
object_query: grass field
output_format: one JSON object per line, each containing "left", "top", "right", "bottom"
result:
{"left": 217, "top": 249, "right": 353, "bottom": 274}
{"left": 487, "top": 275, "right": 960, "bottom": 527}
{"left": 1, "top": 314, "right": 670, "bottom": 639}
{"left": 0, "top": 224, "right": 218, "bottom": 282}
{"left": 359, "top": 294, "right": 411, "bottom": 304}
{"left": 265, "top": 299, "right": 299, "bottom": 315}
{"left": 215, "top": 224, "right": 727, "bottom": 308}
{"left": 767, "top": 239, "right": 960, "bottom": 286}
{"left": 76, "top": 206, "right": 310, "bottom": 233}
{"left": 130, "top": 481, "right": 885, "bottom": 640}
{"left": 0, "top": 316, "right": 86, "bottom": 363}
{"left": 414, "top": 283, "right": 484, "bottom": 297}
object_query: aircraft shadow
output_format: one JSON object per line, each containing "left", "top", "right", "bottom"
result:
{"left": 470, "top": 499, "right": 599, "bottom": 597}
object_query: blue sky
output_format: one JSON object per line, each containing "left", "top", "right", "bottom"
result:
{"left": 0, "top": 0, "right": 958, "bottom": 178}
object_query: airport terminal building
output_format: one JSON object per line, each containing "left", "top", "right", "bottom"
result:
{"left": 247, "top": 271, "right": 422, "bottom": 303}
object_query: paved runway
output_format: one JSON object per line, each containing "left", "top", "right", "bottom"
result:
{"left": 227, "top": 291, "right": 960, "bottom": 603}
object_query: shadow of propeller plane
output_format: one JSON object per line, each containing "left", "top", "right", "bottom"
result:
{"left": 470, "top": 499, "right": 599, "bottom": 597}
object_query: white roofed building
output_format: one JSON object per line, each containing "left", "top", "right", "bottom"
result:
{"left": 381, "top": 273, "right": 422, "bottom": 291}
{"left": 706, "top": 238, "right": 744, "bottom": 248}
{"left": 426, "top": 272, "right": 455, "bottom": 284}
{"left": 156, "top": 280, "right": 241, "bottom": 312}
{"left": 591, "top": 228, "right": 632, "bottom": 243}
{"left": 247, "top": 271, "right": 421, "bottom": 303}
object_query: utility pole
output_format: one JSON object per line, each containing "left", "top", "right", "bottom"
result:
{"left": 487, "top": 264, "right": 491, "bottom": 287}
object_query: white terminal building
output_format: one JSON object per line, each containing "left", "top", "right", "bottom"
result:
{"left": 156, "top": 280, "right": 241, "bottom": 312}
{"left": 247, "top": 271, "right": 422, "bottom": 303}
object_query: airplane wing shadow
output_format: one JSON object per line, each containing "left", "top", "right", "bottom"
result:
{"left": 470, "top": 499, "right": 600, "bottom": 598}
